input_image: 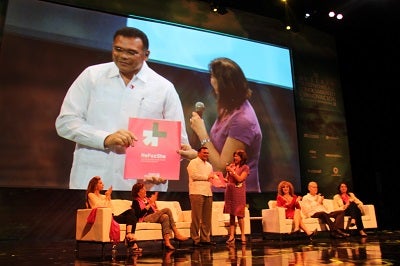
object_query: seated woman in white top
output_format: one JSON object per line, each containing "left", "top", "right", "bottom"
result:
{"left": 333, "top": 182, "right": 367, "bottom": 237}
{"left": 86, "top": 176, "right": 142, "bottom": 252}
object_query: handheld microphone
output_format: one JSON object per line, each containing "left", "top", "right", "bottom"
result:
{"left": 195, "top": 101, "right": 205, "bottom": 118}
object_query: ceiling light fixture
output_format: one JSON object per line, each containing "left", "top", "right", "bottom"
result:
{"left": 209, "top": 0, "right": 228, "bottom": 15}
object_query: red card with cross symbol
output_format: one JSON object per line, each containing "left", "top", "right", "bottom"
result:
{"left": 124, "top": 118, "right": 181, "bottom": 180}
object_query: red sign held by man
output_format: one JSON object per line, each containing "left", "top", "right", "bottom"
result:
{"left": 124, "top": 118, "right": 181, "bottom": 181}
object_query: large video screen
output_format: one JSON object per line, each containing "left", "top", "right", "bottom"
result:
{"left": 0, "top": 0, "right": 301, "bottom": 192}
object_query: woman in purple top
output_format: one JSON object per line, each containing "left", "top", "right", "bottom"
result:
{"left": 189, "top": 57, "right": 262, "bottom": 192}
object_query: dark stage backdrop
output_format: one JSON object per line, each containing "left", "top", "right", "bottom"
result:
{"left": 0, "top": 0, "right": 351, "bottom": 197}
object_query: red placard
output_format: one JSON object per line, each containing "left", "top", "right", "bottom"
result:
{"left": 124, "top": 118, "right": 181, "bottom": 180}
{"left": 210, "top": 171, "right": 227, "bottom": 188}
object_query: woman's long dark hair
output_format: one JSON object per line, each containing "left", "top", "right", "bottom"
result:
{"left": 85, "top": 176, "right": 101, "bottom": 208}
{"left": 131, "top": 182, "right": 145, "bottom": 199}
{"left": 209, "top": 57, "right": 252, "bottom": 116}
{"left": 234, "top": 149, "right": 248, "bottom": 167}
{"left": 337, "top": 182, "right": 351, "bottom": 196}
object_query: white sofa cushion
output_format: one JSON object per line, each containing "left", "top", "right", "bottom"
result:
{"left": 156, "top": 201, "right": 182, "bottom": 222}
{"left": 111, "top": 199, "right": 132, "bottom": 215}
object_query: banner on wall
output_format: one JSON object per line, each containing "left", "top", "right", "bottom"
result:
{"left": 124, "top": 118, "right": 181, "bottom": 181}
{"left": 294, "top": 67, "right": 352, "bottom": 196}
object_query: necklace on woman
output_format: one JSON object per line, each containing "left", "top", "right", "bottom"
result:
{"left": 283, "top": 194, "right": 292, "bottom": 201}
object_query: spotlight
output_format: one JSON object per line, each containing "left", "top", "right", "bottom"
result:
{"left": 336, "top": 13, "right": 343, "bottom": 20}
{"left": 328, "top": 11, "right": 335, "bottom": 17}
{"left": 210, "top": 0, "right": 228, "bottom": 15}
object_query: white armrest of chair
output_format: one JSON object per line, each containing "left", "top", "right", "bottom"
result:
{"left": 244, "top": 207, "right": 251, "bottom": 234}
{"left": 181, "top": 210, "right": 192, "bottom": 222}
{"left": 362, "top": 204, "right": 372, "bottom": 216}
{"left": 76, "top": 208, "right": 114, "bottom": 242}
{"left": 211, "top": 201, "right": 251, "bottom": 236}
{"left": 262, "top": 207, "right": 290, "bottom": 233}
{"left": 361, "top": 204, "right": 378, "bottom": 229}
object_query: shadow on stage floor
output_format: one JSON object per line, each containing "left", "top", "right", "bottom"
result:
{"left": 1, "top": 230, "right": 399, "bottom": 265}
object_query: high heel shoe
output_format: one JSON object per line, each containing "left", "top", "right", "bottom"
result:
{"left": 174, "top": 234, "right": 189, "bottom": 241}
{"left": 126, "top": 235, "right": 143, "bottom": 254}
{"left": 165, "top": 244, "right": 175, "bottom": 250}
{"left": 359, "top": 230, "right": 367, "bottom": 237}
{"left": 226, "top": 237, "right": 235, "bottom": 245}
{"left": 291, "top": 229, "right": 300, "bottom": 235}
{"left": 130, "top": 243, "right": 143, "bottom": 254}
{"left": 308, "top": 229, "right": 318, "bottom": 240}
{"left": 125, "top": 233, "right": 137, "bottom": 247}
{"left": 349, "top": 219, "right": 356, "bottom": 227}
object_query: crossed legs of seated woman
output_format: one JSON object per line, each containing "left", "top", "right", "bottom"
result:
{"left": 143, "top": 209, "right": 189, "bottom": 250}
{"left": 346, "top": 202, "right": 367, "bottom": 236}
{"left": 276, "top": 181, "right": 316, "bottom": 239}
{"left": 113, "top": 209, "right": 142, "bottom": 252}
{"left": 292, "top": 209, "right": 317, "bottom": 238}
{"left": 131, "top": 183, "right": 189, "bottom": 250}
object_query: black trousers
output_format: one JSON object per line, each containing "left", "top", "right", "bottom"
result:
{"left": 113, "top": 209, "right": 137, "bottom": 233}
{"left": 311, "top": 210, "right": 345, "bottom": 231}
{"left": 345, "top": 202, "right": 364, "bottom": 230}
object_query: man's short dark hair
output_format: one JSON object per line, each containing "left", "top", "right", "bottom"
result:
{"left": 198, "top": 146, "right": 208, "bottom": 152}
{"left": 114, "top": 27, "right": 149, "bottom": 50}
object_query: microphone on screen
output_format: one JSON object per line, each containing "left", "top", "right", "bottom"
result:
{"left": 195, "top": 101, "right": 205, "bottom": 118}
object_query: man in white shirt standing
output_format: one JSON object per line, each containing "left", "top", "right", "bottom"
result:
{"left": 56, "top": 27, "right": 191, "bottom": 191}
{"left": 187, "top": 147, "right": 215, "bottom": 246}
{"left": 302, "top": 181, "right": 349, "bottom": 238}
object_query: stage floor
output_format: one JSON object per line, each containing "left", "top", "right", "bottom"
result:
{"left": 0, "top": 230, "right": 398, "bottom": 265}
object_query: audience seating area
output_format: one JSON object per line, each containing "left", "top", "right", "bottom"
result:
{"left": 262, "top": 199, "right": 378, "bottom": 234}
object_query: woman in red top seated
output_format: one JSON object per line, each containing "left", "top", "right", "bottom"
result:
{"left": 276, "top": 180, "right": 316, "bottom": 238}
